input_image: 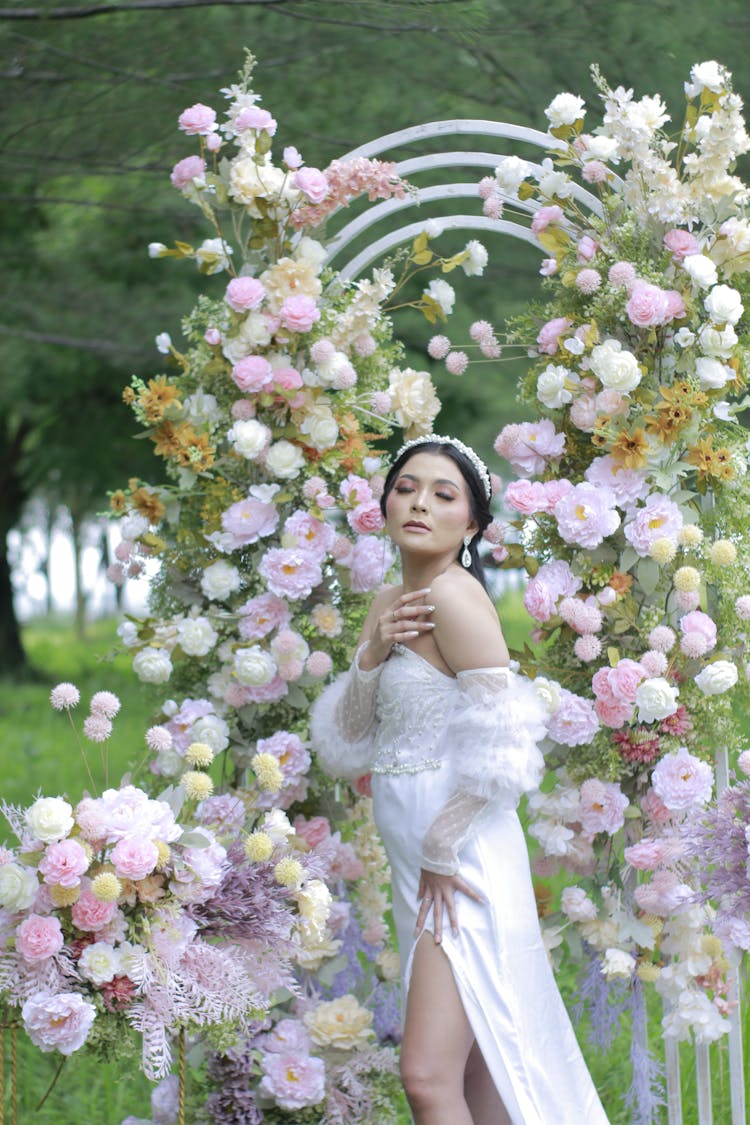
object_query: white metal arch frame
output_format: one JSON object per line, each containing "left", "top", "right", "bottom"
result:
{"left": 323, "top": 118, "right": 746, "bottom": 1125}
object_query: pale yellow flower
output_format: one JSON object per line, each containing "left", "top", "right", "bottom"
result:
{"left": 310, "top": 603, "right": 344, "bottom": 638}
{"left": 252, "top": 752, "right": 284, "bottom": 792}
{"left": 274, "top": 856, "right": 304, "bottom": 889}
{"left": 245, "top": 831, "right": 274, "bottom": 862}
{"left": 260, "top": 257, "right": 322, "bottom": 313}
{"left": 181, "top": 770, "right": 214, "bottom": 800}
{"left": 304, "top": 995, "right": 374, "bottom": 1051}
{"left": 49, "top": 883, "right": 81, "bottom": 907}
{"left": 154, "top": 840, "right": 171, "bottom": 869}
{"left": 388, "top": 367, "right": 440, "bottom": 432}
{"left": 649, "top": 537, "right": 677, "bottom": 564}
{"left": 673, "top": 565, "right": 701, "bottom": 592}
{"left": 91, "top": 872, "right": 122, "bottom": 902}
{"left": 677, "top": 524, "right": 703, "bottom": 547}
{"left": 185, "top": 741, "right": 215, "bottom": 767}
{"left": 710, "top": 539, "right": 737, "bottom": 566}
{"left": 636, "top": 962, "right": 660, "bottom": 983}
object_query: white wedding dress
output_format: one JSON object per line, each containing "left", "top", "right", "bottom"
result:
{"left": 311, "top": 641, "right": 609, "bottom": 1125}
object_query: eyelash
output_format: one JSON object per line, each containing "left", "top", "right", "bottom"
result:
{"left": 394, "top": 486, "right": 454, "bottom": 501}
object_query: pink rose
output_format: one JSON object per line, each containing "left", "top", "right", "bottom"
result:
{"left": 170, "top": 155, "right": 206, "bottom": 189}
{"left": 111, "top": 836, "right": 159, "bottom": 881}
{"left": 504, "top": 479, "right": 549, "bottom": 515}
{"left": 634, "top": 870, "right": 693, "bottom": 916}
{"left": 523, "top": 560, "right": 580, "bottom": 623}
{"left": 623, "top": 838, "right": 664, "bottom": 870}
{"left": 17, "top": 914, "right": 64, "bottom": 962}
{"left": 651, "top": 746, "right": 713, "bottom": 811}
{"left": 71, "top": 888, "right": 117, "bottom": 931}
{"left": 546, "top": 688, "right": 600, "bottom": 747}
{"left": 537, "top": 316, "right": 571, "bottom": 355}
{"left": 293, "top": 815, "right": 332, "bottom": 848}
{"left": 178, "top": 103, "right": 217, "bottom": 136}
{"left": 577, "top": 235, "right": 598, "bottom": 262}
{"left": 663, "top": 289, "right": 686, "bottom": 320}
{"left": 578, "top": 778, "right": 629, "bottom": 835}
{"left": 279, "top": 295, "right": 320, "bottom": 334}
{"left": 225, "top": 276, "right": 265, "bottom": 313}
{"left": 293, "top": 167, "right": 329, "bottom": 204}
{"left": 283, "top": 146, "right": 303, "bottom": 169}
{"left": 594, "top": 698, "right": 633, "bottom": 728}
{"left": 531, "top": 205, "right": 564, "bottom": 235}
{"left": 234, "top": 106, "right": 277, "bottom": 135}
{"left": 626, "top": 282, "right": 671, "bottom": 327}
{"left": 273, "top": 366, "right": 304, "bottom": 391}
{"left": 39, "top": 838, "right": 89, "bottom": 888}
{"left": 347, "top": 501, "right": 385, "bottom": 535}
{"left": 606, "top": 659, "right": 647, "bottom": 704}
{"left": 664, "top": 229, "right": 700, "bottom": 260}
{"left": 340, "top": 474, "right": 372, "bottom": 506}
{"left": 232, "top": 355, "right": 274, "bottom": 393}
{"left": 348, "top": 534, "right": 394, "bottom": 593}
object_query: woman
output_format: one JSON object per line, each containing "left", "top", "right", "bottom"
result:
{"left": 310, "top": 435, "right": 609, "bottom": 1125}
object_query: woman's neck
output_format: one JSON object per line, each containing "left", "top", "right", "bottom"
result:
{"left": 399, "top": 550, "right": 460, "bottom": 592}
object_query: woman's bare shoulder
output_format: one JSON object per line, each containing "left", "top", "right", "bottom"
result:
{"left": 430, "top": 569, "right": 507, "bottom": 671}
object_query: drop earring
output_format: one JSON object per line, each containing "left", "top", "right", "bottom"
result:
{"left": 461, "top": 534, "right": 472, "bottom": 568}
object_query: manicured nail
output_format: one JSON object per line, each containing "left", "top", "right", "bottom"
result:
{"left": 424, "top": 623, "right": 436, "bottom": 629}
{"left": 424, "top": 604, "right": 435, "bottom": 611}
{"left": 406, "top": 630, "right": 419, "bottom": 637}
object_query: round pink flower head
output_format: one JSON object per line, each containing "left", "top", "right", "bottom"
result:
{"left": 578, "top": 778, "right": 629, "bottom": 835}
{"left": 576, "top": 268, "right": 601, "bottom": 294}
{"left": 22, "top": 991, "right": 96, "bottom": 1056}
{"left": 50, "top": 682, "right": 80, "bottom": 711}
{"left": 83, "top": 714, "right": 113, "bottom": 743}
{"left": 170, "top": 155, "right": 206, "bottom": 190}
{"left": 178, "top": 103, "right": 217, "bottom": 136}
{"left": 17, "top": 914, "right": 64, "bottom": 963}
{"left": 608, "top": 261, "right": 637, "bottom": 290}
{"left": 445, "top": 350, "right": 469, "bottom": 375}
{"left": 225, "top": 276, "right": 265, "bottom": 313}
{"left": 651, "top": 745, "right": 713, "bottom": 811}
{"left": 235, "top": 106, "right": 277, "bottom": 135}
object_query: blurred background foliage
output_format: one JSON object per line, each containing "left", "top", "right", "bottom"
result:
{"left": 2, "top": 0, "right": 750, "bottom": 672}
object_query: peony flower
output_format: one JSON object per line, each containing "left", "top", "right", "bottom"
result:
{"left": 388, "top": 367, "right": 440, "bottom": 431}
{"left": 259, "top": 1052, "right": 326, "bottom": 1111}
{"left": 554, "top": 483, "right": 620, "bottom": 548}
{"left": 589, "top": 339, "right": 641, "bottom": 393}
{"left": 304, "top": 994, "right": 374, "bottom": 1050}
{"left": 279, "top": 295, "right": 320, "bottom": 333}
{"left": 536, "top": 315, "right": 571, "bottom": 354}
{"left": 578, "top": 779, "right": 629, "bottom": 835}
{"left": 39, "top": 838, "right": 89, "bottom": 887}
{"left": 694, "top": 660, "right": 738, "bottom": 695}
{"left": 111, "top": 836, "right": 159, "bottom": 881}
{"left": 17, "top": 914, "right": 64, "bottom": 963}
{"left": 651, "top": 746, "right": 713, "bottom": 810}
{"left": 22, "top": 992, "right": 96, "bottom": 1056}
{"left": 200, "top": 559, "right": 242, "bottom": 601}
{"left": 348, "top": 535, "right": 394, "bottom": 593}
{"left": 624, "top": 494, "right": 683, "bottom": 558}
{"left": 547, "top": 688, "right": 599, "bottom": 746}
{"left": 258, "top": 547, "right": 322, "bottom": 600}
{"left": 560, "top": 886, "right": 598, "bottom": 922}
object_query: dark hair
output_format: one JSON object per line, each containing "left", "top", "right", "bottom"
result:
{"left": 379, "top": 440, "right": 493, "bottom": 589}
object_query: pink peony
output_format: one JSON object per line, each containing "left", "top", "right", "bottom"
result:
{"left": 536, "top": 316, "right": 571, "bottom": 355}
{"left": 531, "top": 205, "right": 564, "bottom": 235}
{"left": 232, "top": 355, "right": 274, "bottom": 393}
{"left": 504, "top": 479, "right": 549, "bottom": 515}
{"left": 293, "top": 167, "right": 329, "bottom": 203}
{"left": 273, "top": 366, "right": 304, "bottom": 391}
{"left": 577, "top": 235, "right": 598, "bottom": 262}
{"left": 578, "top": 779, "right": 629, "bottom": 835}
{"left": 624, "top": 838, "right": 664, "bottom": 870}
{"left": 238, "top": 593, "right": 291, "bottom": 640}
{"left": 595, "top": 698, "right": 633, "bottom": 728}
{"left": 569, "top": 394, "right": 598, "bottom": 433}
{"left": 626, "top": 282, "right": 677, "bottom": 327}
{"left": 584, "top": 455, "right": 649, "bottom": 508}
{"left": 624, "top": 494, "right": 683, "bottom": 558}
{"left": 554, "top": 483, "right": 620, "bottom": 548}
{"left": 225, "top": 276, "right": 265, "bottom": 313}
{"left": 222, "top": 497, "right": 279, "bottom": 547}
{"left": 258, "top": 547, "right": 323, "bottom": 600}
{"left": 663, "top": 289, "right": 686, "bottom": 320}
{"left": 347, "top": 501, "right": 385, "bottom": 535}
{"left": 259, "top": 1052, "right": 326, "bottom": 1111}
{"left": 284, "top": 510, "right": 336, "bottom": 559}
{"left": 546, "top": 689, "right": 600, "bottom": 747}
{"left": 633, "top": 870, "right": 693, "bottom": 916}
{"left": 71, "top": 888, "right": 117, "bottom": 931}
{"left": 603, "top": 659, "right": 647, "bottom": 704}
{"left": 265, "top": 1018, "right": 313, "bottom": 1054}
{"left": 178, "top": 103, "right": 216, "bottom": 136}
{"left": 17, "top": 914, "right": 64, "bottom": 962}
{"left": 651, "top": 746, "right": 713, "bottom": 811}
{"left": 170, "top": 155, "right": 206, "bottom": 189}
{"left": 39, "top": 838, "right": 89, "bottom": 888}
{"left": 523, "top": 560, "right": 581, "bottom": 623}
{"left": 22, "top": 991, "right": 96, "bottom": 1056}
{"left": 348, "top": 535, "right": 394, "bottom": 593}
{"left": 279, "top": 295, "right": 320, "bottom": 334}
{"left": 664, "top": 228, "right": 700, "bottom": 260}
{"left": 494, "top": 419, "right": 565, "bottom": 477}
{"left": 542, "top": 479, "right": 574, "bottom": 509}
{"left": 679, "top": 610, "right": 716, "bottom": 652}
{"left": 111, "top": 836, "right": 159, "bottom": 881}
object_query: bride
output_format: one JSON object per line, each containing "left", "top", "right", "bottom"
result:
{"left": 311, "top": 435, "right": 609, "bottom": 1125}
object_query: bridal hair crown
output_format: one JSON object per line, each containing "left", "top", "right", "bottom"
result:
{"left": 393, "top": 433, "right": 492, "bottom": 500}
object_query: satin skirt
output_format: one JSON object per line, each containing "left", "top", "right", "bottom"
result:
{"left": 372, "top": 765, "right": 610, "bottom": 1125}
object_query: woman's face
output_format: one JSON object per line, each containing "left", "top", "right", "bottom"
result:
{"left": 384, "top": 451, "right": 477, "bottom": 559}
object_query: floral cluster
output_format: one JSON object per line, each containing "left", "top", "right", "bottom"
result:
{"left": 468, "top": 60, "right": 750, "bottom": 1110}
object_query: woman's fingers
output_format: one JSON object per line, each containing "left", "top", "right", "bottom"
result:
{"left": 456, "top": 875, "right": 484, "bottom": 904}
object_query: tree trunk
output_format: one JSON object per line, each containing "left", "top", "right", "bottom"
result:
{"left": 70, "top": 509, "right": 88, "bottom": 640}
{"left": 0, "top": 425, "right": 31, "bottom": 677}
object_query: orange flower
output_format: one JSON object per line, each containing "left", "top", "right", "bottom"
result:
{"left": 609, "top": 571, "right": 633, "bottom": 595}
{"left": 151, "top": 421, "right": 195, "bottom": 459}
{"left": 131, "top": 487, "right": 166, "bottom": 525}
{"left": 109, "top": 490, "right": 127, "bottom": 513}
{"left": 685, "top": 438, "right": 717, "bottom": 478}
{"left": 122, "top": 386, "right": 136, "bottom": 405}
{"left": 610, "top": 427, "right": 649, "bottom": 469}
{"left": 138, "top": 376, "right": 182, "bottom": 423}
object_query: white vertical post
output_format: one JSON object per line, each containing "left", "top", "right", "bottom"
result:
{"left": 694, "top": 1042, "right": 712, "bottom": 1124}
{"left": 664, "top": 1029, "right": 683, "bottom": 1125}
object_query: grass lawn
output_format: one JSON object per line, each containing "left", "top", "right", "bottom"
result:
{"left": 1, "top": 613, "right": 748, "bottom": 1123}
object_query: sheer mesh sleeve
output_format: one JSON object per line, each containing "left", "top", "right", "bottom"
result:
{"left": 421, "top": 668, "right": 547, "bottom": 875}
{"left": 309, "top": 643, "right": 382, "bottom": 780}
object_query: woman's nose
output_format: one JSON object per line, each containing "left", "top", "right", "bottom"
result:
{"left": 411, "top": 492, "right": 428, "bottom": 511}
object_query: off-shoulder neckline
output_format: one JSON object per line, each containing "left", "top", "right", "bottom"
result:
{"left": 392, "top": 642, "right": 456, "bottom": 681}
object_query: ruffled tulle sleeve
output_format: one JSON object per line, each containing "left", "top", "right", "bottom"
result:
{"left": 308, "top": 643, "right": 382, "bottom": 781}
{"left": 421, "top": 667, "right": 547, "bottom": 875}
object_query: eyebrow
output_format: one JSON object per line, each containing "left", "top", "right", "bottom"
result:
{"left": 397, "top": 472, "right": 461, "bottom": 490}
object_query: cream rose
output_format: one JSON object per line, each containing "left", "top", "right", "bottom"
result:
{"left": 0, "top": 862, "right": 39, "bottom": 912}
{"left": 545, "top": 92, "right": 586, "bottom": 128}
{"left": 601, "top": 948, "right": 636, "bottom": 980}
{"left": 233, "top": 646, "right": 276, "bottom": 686}
{"left": 533, "top": 676, "right": 562, "bottom": 715}
{"left": 200, "top": 560, "right": 241, "bottom": 601}
{"left": 698, "top": 323, "right": 738, "bottom": 359}
{"left": 589, "top": 339, "right": 641, "bottom": 393}
{"left": 78, "top": 941, "right": 122, "bottom": 985}
{"left": 304, "top": 994, "right": 374, "bottom": 1050}
{"left": 260, "top": 257, "right": 322, "bottom": 313}
{"left": 177, "top": 616, "right": 218, "bottom": 657}
{"left": 229, "top": 158, "right": 287, "bottom": 214}
{"left": 227, "top": 418, "right": 269, "bottom": 460}
{"left": 294, "top": 237, "right": 327, "bottom": 270}
{"left": 222, "top": 313, "right": 273, "bottom": 364}
{"left": 682, "top": 254, "right": 718, "bottom": 288}
{"left": 494, "top": 155, "right": 530, "bottom": 195}
{"left": 133, "top": 647, "right": 173, "bottom": 684}
{"left": 296, "top": 878, "right": 332, "bottom": 940}
{"left": 695, "top": 660, "right": 738, "bottom": 695}
{"left": 695, "top": 357, "right": 732, "bottom": 389}
{"left": 266, "top": 439, "right": 306, "bottom": 479}
{"left": 299, "top": 404, "right": 339, "bottom": 451}
{"left": 635, "top": 677, "right": 679, "bottom": 723}
{"left": 537, "top": 365, "right": 578, "bottom": 409}
{"left": 25, "top": 797, "right": 74, "bottom": 843}
{"left": 704, "top": 284, "right": 743, "bottom": 326}
{"left": 388, "top": 367, "right": 440, "bottom": 432}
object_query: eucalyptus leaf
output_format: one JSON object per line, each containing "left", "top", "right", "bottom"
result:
{"left": 636, "top": 558, "right": 661, "bottom": 595}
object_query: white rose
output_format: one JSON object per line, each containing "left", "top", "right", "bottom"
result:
{"left": 229, "top": 158, "right": 285, "bottom": 213}
{"left": 704, "top": 284, "right": 743, "bottom": 326}
{"left": 533, "top": 676, "right": 562, "bottom": 715}
{"left": 177, "top": 616, "right": 218, "bottom": 657}
{"left": 0, "top": 862, "right": 39, "bottom": 912}
{"left": 695, "top": 660, "right": 738, "bottom": 695}
{"left": 190, "top": 714, "right": 230, "bottom": 753}
{"left": 227, "top": 418, "right": 270, "bottom": 460}
{"left": 148, "top": 242, "right": 167, "bottom": 258}
{"left": 537, "top": 163, "right": 573, "bottom": 200}
{"left": 183, "top": 389, "right": 221, "bottom": 428}
{"left": 117, "top": 621, "right": 139, "bottom": 647}
{"left": 682, "top": 254, "right": 718, "bottom": 288}
{"left": 494, "top": 155, "right": 530, "bottom": 195}
{"left": 685, "top": 60, "right": 726, "bottom": 98}
{"left": 155, "top": 747, "right": 184, "bottom": 777}
{"left": 78, "top": 941, "right": 122, "bottom": 986}
{"left": 262, "top": 808, "right": 294, "bottom": 844}
{"left": 635, "top": 677, "right": 679, "bottom": 723}
{"left": 601, "top": 948, "right": 636, "bottom": 980}
{"left": 195, "top": 236, "right": 233, "bottom": 275}
{"left": 388, "top": 367, "right": 440, "bottom": 430}
{"left": 222, "top": 312, "right": 273, "bottom": 364}
{"left": 294, "top": 237, "right": 327, "bottom": 271}
{"left": 296, "top": 878, "right": 332, "bottom": 939}
{"left": 698, "top": 323, "right": 737, "bottom": 358}
{"left": 589, "top": 339, "right": 641, "bottom": 393}
{"left": 424, "top": 279, "right": 455, "bottom": 315}
{"left": 133, "top": 646, "right": 173, "bottom": 684}
{"left": 266, "top": 439, "right": 306, "bottom": 479}
{"left": 537, "top": 365, "right": 578, "bottom": 409}
{"left": 25, "top": 797, "right": 74, "bottom": 843}
{"left": 545, "top": 92, "right": 586, "bottom": 128}
{"left": 674, "top": 327, "right": 695, "bottom": 348}
{"left": 528, "top": 820, "right": 574, "bottom": 857}
{"left": 120, "top": 512, "right": 149, "bottom": 540}
{"left": 155, "top": 333, "right": 172, "bottom": 355}
{"left": 582, "top": 135, "right": 619, "bottom": 163}
{"left": 560, "top": 886, "right": 598, "bottom": 923}
{"left": 201, "top": 559, "right": 241, "bottom": 601}
{"left": 376, "top": 947, "right": 401, "bottom": 981}
{"left": 695, "top": 356, "right": 732, "bottom": 389}
{"left": 299, "top": 404, "right": 339, "bottom": 451}
{"left": 234, "top": 646, "right": 276, "bottom": 686}
{"left": 462, "top": 240, "right": 488, "bottom": 277}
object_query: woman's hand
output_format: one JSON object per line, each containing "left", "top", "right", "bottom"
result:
{"left": 358, "top": 587, "right": 435, "bottom": 670}
{"left": 415, "top": 868, "right": 484, "bottom": 944}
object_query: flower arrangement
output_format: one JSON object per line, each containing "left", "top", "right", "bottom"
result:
{"left": 426, "top": 59, "right": 750, "bottom": 1117}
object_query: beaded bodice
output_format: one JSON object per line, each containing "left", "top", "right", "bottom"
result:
{"left": 370, "top": 644, "right": 459, "bottom": 775}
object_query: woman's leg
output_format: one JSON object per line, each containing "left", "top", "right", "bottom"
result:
{"left": 464, "top": 1041, "right": 511, "bottom": 1125}
{"left": 399, "top": 933, "right": 475, "bottom": 1125}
